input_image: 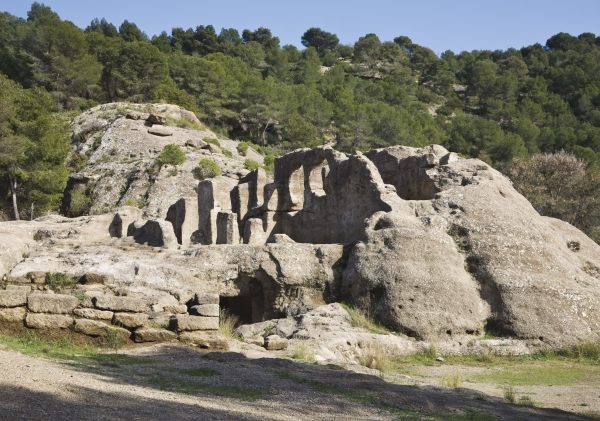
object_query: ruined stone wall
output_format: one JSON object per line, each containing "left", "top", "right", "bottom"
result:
{"left": 0, "top": 274, "right": 220, "bottom": 345}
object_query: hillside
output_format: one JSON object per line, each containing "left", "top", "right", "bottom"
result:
{"left": 1, "top": 3, "right": 600, "bottom": 242}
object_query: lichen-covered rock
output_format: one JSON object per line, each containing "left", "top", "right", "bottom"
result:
{"left": 113, "top": 312, "right": 149, "bottom": 329}
{"left": 74, "top": 319, "right": 130, "bottom": 340}
{"left": 170, "top": 315, "right": 219, "bottom": 331}
{"left": 93, "top": 296, "right": 147, "bottom": 313}
{"left": 0, "top": 307, "right": 27, "bottom": 322}
{"left": 0, "top": 289, "right": 28, "bottom": 308}
{"left": 178, "top": 331, "right": 228, "bottom": 350}
{"left": 27, "top": 294, "right": 79, "bottom": 314}
{"left": 73, "top": 308, "right": 113, "bottom": 320}
{"left": 65, "top": 102, "right": 262, "bottom": 219}
{"left": 133, "top": 328, "right": 176, "bottom": 343}
{"left": 162, "top": 304, "right": 188, "bottom": 314}
{"left": 265, "top": 335, "right": 288, "bottom": 350}
{"left": 26, "top": 313, "right": 73, "bottom": 329}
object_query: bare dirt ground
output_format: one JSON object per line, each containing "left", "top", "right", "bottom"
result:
{"left": 394, "top": 360, "right": 600, "bottom": 418}
{"left": 0, "top": 342, "right": 595, "bottom": 420}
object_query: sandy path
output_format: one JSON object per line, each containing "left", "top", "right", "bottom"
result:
{"left": 0, "top": 343, "right": 592, "bottom": 420}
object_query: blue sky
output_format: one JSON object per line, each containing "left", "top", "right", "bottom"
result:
{"left": 2, "top": 0, "right": 599, "bottom": 54}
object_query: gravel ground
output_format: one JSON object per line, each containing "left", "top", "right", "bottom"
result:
{"left": 0, "top": 343, "right": 592, "bottom": 420}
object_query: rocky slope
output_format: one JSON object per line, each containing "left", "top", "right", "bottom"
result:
{"left": 64, "top": 102, "right": 263, "bottom": 218}
{"left": 1, "top": 103, "right": 600, "bottom": 367}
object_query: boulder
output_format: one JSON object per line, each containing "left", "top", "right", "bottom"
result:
{"left": 113, "top": 312, "right": 149, "bottom": 329}
{"left": 265, "top": 334, "right": 288, "bottom": 351}
{"left": 185, "top": 138, "right": 207, "bottom": 149}
{"left": 27, "top": 294, "right": 80, "bottom": 314}
{"left": 342, "top": 211, "right": 486, "bottom": 339}
{"left": 146, "top": 114, "right": 167, "bottom": 125}
{"left": 79, "top": 273, "right": 111, "bottom": 285}
{"left": 25, "top": 313, "right": 73, "bottom": 329}
{"left": 195, "top": 293, "right": 219, "bottom": 305}
{"left": 170, "top": 315, "right": 219, "bottom": 331}
{"left": 275, "top": 318, "right": 297, "bottom": 339}
{"left": 0, "top": 307, "right": 27, "bottom": 322}
{"left": 133, "top": 328, "right": 176, "bottom": 343}
{"left": 93, "top": 296, "right": 148, "bottom": 313}
{"left": 189, "top": 304, "right": 219, "bottom": 317}
{"left": 234, "top": 320, "right": 277, "bottom": 340}
{"left": 178, "top": 331, "right": 229, "bottom": 350}
{"left": 245, "top": 336, "right": 265, "bottom": 347}
{"left": 73, "top": 308, "right": 113, "bottom": 320}
{"left": 74, "top": 319, "right": 130, "bottom": 340}
{"left": 0, "top": 289, "right": 28, "bottom": 308}
{"left": 148, "top": 126, "right": 173, "bottom": 137}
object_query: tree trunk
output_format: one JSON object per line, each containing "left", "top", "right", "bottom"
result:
{"left": 8, "top": 175, "right": 19, "bottom": 221}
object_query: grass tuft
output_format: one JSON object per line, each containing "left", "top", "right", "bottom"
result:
{"left": 504, "top": 386, "right": 516, "bottom": 403}
{"left": 441, "top": 371, "right": 463, "bottom": 388}
{"left": 218, "top": 309, "right": 238, "bottom": 338}
{"left": 45, "top": 272, "right": 77, "bottom": 289}
{"left": 556, "top": 341, "right": 600, "bottom": 362}
{"left": 290, "top": 341, "right": 316, "bottom": 363}
{"left": 358, "top": 341, "right": 394, "bottom": 373}
{"left": 339, "top": 302, "right": 392, "bottom": 335}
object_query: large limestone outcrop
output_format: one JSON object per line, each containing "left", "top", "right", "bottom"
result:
{"left": 64, "top": 102, "right": 263, "bottom": 219}
{"left": 2, "top": 102, "right": 600, "bottom": 351}
{"left": 344, "top": 145, "right": 600, "bottom": 345}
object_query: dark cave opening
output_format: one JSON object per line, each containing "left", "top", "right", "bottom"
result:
{"left": 219, "top": 278, "right": 265, "bottom": 327}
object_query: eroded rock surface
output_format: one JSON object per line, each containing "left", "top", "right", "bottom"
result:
{"left": 1, "top": 103, "right": 600, "bottom": 352}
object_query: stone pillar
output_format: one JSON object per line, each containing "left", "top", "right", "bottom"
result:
{"left": 243, "top": 218, "right": 267, "bottom": 245}
{"left": 216, "top": 211, "right": 239, "bottom": 245}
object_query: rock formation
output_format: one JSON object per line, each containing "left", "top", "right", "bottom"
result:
{"left": 1, "top": 103, "right": 600, "bottom": 354}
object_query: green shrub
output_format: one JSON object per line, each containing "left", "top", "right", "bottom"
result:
{"left": 203, "top": 137, "right": 220, "bottom": 147}
{"left": 193, "top": 158, "right": 221, "bottom": 180}
{"left": 165, "top": 116, "right": 203, "bottom": 129}
{"left": 263, "top": 154, "right": 276, "bottom": 173}
{"left": 158, "top": 144, "right": 185, "bottom": 166}
{"left": 222, "top": 148, "right": 233, "bottom": 158}
{"left": 69, "top": 153, "right": 89, "bottom": 172}
{"left": 237, "top": 141, "right": 249, "bottom": 156}
{"left": 45, "top": 272, "right": 77, "bottom": 289}
{"left": 69, "top": 190, "right": 92, "bottom": 216}
{"left": 244, "top": 159, "right": 261, "bottom": 171}
{"left": 123, "top": 197, "right": 146, "bottom": 208}
{"left": 556, "top": 340, "right": 600, "bottom": 362}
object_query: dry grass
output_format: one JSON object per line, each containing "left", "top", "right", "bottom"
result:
{"left": 290, "top": 341, "right": 316, "bottom": 363}
{"left": 503, "top": 386, "right": 516, "bottom": 403}
{"left": 218, "top": 309, "right": 238, "bottom": 338}
{"left": 340, "top": 303, "right": 392, "bottom": 335}
{"left": 357, "top": 341, "right": 394, "bottom": 373}
{"left": 441, "top": 371, "right": 463, "bottom": 388}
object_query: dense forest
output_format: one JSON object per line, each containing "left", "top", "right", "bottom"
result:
{"left": 0, "top": 3, "right": 599, "bottom": 241}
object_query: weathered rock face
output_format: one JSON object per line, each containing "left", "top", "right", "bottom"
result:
{"left": 344, "top": 145, "right": 600, "bottom": 345}
{"left": 65, "top": 102, "right": 263, "bottom": 220}
{"left": 2, "top": 103, "right": 600, "bottom": 351}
